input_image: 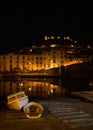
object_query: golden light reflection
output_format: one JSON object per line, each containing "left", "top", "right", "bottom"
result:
{"left": 20, "top": 83, "right": 23, "bottom": 86}
{"left": 44, "top": 36, "right": 48, "bottom": 40}
{"left": 51, "top": 36, "right": 54, "bottom": 39}
{"left": 28, "top": 87, "right": 32, "bottom": 91}
{"left": 57, "top": 36, "right": 60, "bottom": 39}
{"left": 50, "top": 44, "right": 57, "bottom": 48}
{"left": 29, "top": 49, "right": 32, "bottom": 52}
{"left": 0, "top": 80, "right": 62, "bottom": 99}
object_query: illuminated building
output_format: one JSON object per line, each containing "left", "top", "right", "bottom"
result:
{"left": 0, "top": 48, "right": 65, "bottom": 71}
{"left": 0, "top": 35, "right": 92, "bottom": 72}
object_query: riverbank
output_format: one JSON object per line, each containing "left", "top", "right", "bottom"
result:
{"left": 1, "top": 98, "right": 93, "bottom": 130}
{"left": 71, "top": 91, "right": 93, "bottom": 102}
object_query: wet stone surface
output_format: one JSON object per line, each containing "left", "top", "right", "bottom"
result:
{"left": 1, "top": 98, "right": 93, "bottom": 130}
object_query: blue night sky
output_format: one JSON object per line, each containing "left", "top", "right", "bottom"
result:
{"left": 0, "top": 1, "right": 93, "bottom": 52}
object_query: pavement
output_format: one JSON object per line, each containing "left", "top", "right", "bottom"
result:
{"left": 1, "top": 98, "right": 93, "bottom": 130}
{"left": 71, "top": 91, "right": 93, "bottom": 102}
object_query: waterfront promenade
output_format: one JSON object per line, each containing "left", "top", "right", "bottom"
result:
{"left": 1, "top": 97, "right": 93, "bottom": 130}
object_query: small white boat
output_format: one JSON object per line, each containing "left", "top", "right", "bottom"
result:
{"left": 7, "top": 91, "right": 29, "bottom": 110}
{"left": 23, "top": 102, "right": 44, "bottom": 119}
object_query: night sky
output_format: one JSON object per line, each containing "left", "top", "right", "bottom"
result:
{"left": 0, "top": 1, "right": 93, "bottom": 53}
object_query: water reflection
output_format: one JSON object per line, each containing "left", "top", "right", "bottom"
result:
{"left": 0, "top": 78, "right": 69, "bottom": 99}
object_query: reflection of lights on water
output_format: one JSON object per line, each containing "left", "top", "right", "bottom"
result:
{"left": 29, "top": 87, "right": 32, "bottom": 91}
{"left": 0, "top": 79, "right": 62, "bottom": 98}
{"left": 50, "top": 44, "right": 56, "bottom": 47}
{"left": 48, "top": 89, "right": 54, "bottom": 95}
{"left": 50, "top": 89, "right": 53, "bottom": 93}
{"left": 20, "top": 83, "right": 23, "bottom": 86}
{"left": 89, "top": 82, "right": 93, "bottom": 87}
{"left": 48, "top": 90, "right": 50, "bottom": 95}
{"left": 20, "top": 67, "right": 23, "bottom": 69}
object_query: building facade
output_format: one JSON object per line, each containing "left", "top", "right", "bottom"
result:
{"left": 0, "top": 47, "right": 66, "bottom": 72}
{"left": 1, "top": 34, "right": 92, "bottom": 72}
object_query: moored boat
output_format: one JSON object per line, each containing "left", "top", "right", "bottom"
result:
{"left": 7, "top": 91, "right": 28, "bottom": 110}
{"left": 23, "top": 102, "right": 44, "bottom": 119}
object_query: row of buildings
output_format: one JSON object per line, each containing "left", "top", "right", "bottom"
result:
{"left": 0, "top": 36, "right": 93, "bottom": 73}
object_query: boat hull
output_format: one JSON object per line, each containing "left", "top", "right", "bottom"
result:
{"left": 23, "top": 102, "right": 44, "bottom": 119}
{"left": 7, "top": 95, "right": 28, "bottom": 110}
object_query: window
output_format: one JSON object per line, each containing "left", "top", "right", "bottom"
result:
{"left": 23, "top": 56, "right": 25, "bottom": 59}
{"left": 10, "top": 59, "right": 12, "bottom": 63}
{"left": 3, "top": 56, "right": 5, "bottom": 60}
{"left": 17, "top": 56, "right": 19, "bottom": 60}
{"left": 36, "top": 57, "right": 38, "bottom": 60}
{"left": 53, "top": 60, "right": 55, "bottom": 63}
{"left": 53, "top": 51, "right": 55, "bottom": 54}
{"left": 40, "top": 57, "right": 42, "bottom": 60}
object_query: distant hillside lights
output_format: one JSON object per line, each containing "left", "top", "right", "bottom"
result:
{"left": 44, "top": 35, "right": 77, "bottom": 43}
{"left": 64, "top": 36, "right": 70, "bottom": 40}
{"left": 44, "top": 35, "right": 61, "bottom": 40}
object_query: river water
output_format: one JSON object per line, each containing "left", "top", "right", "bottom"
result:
{"left": 0, "top": 77, "right": 91, "bottom": 99}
